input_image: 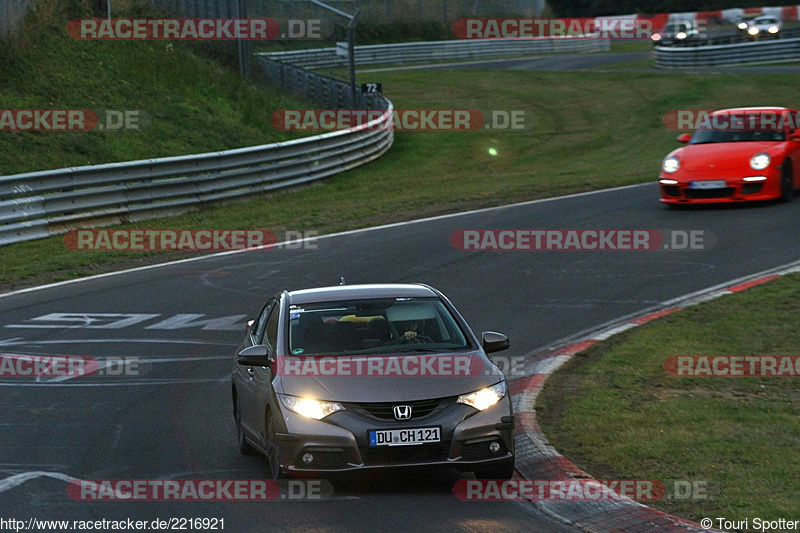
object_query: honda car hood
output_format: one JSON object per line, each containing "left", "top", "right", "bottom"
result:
{"left": 275, "top": 351, "right": 503, "bottom": 403}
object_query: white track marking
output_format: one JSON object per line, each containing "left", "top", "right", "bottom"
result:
{"left": 0, "top": 471, "right": 80, "bottom": 494}
{"left": 0, "top": 470, "right": 360, "bottom": 500}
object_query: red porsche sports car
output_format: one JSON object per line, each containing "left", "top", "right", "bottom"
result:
{"left": 659, "top": 107, "right": 800, "bottom": 205}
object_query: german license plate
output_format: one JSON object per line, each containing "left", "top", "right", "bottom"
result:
{"left": 689, "top": 180, "right": 727, "bottom": 189}
{"left": 369, "top": 427, "right": 441, "bottom": 446}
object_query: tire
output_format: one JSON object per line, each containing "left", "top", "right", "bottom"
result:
{"left": 781, "top": 163, "right": 794, "bottom": 203}
{"left": 265, "top": 411, "right": 286, "bottom": 479}
{"left": 235, "top": 396, "right": 257, "bottom": 456}
{"left": 474, "top": 459, "right": 515, "bottom": 480}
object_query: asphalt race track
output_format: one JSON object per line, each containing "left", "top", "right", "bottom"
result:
{"left": 2, "top": 183, "right": 800, "bottom": 531}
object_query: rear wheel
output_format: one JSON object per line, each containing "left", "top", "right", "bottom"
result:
{"left": 235, "top": 396, "right": 257, "bottom": 455}
{"left": 474, "top": 459, "right": 515, "bottom": 480}
{"left": 780, "top": 163, "right": 794, "bottom": 202}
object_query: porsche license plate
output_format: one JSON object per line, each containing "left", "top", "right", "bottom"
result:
{"left": 689, "top": 180, "right": 727, "bottom": 189}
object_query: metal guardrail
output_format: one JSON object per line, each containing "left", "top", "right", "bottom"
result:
{"left": 0, "top": 34, "right": 603, "bottom": 246}
{"left": 263, "top": 37, "right": 611, "bottom": 69}
{"left": 655, "top": 29, "right": 800, "bottom": 68}
{"left": 665, "top": 27, "right": 800, "bottom": 47}
{"left": 254, "top": 55, "right": 383, "bottom": 110}
{"left": 0, "top": 58, "right": 393, "bottom": 246}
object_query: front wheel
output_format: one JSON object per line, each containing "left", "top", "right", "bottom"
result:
{"left": 265, "top": 411, "right": 286, "bottom": 479}
{"left": 473, "top": 459, "right": 515, "bottom": 480}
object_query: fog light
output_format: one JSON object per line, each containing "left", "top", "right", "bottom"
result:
{"left": 302, "top": 453, "right": 314, "bottom": 464}
{"left": 489, "top": 442, "right": 501, "bottom": 453}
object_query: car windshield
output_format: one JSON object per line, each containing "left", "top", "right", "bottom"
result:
{"left": 665, "top": 24, "right": 688, "bottom": 33}
{"left": 690, "top": 116, "right": 786, "bottom": 144}
{"left": 287, "top": 297, "right": 471, "bottom": 356}
{"left": 755, "top": 17, "right": 777, "bottom": 24}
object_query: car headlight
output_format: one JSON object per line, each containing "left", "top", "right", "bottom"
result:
{"left": 651, "top": 33, "right": 661, "bottom": 41}
{"left": 457, "top": 381, "right": 506, "bottom": 411}
{"left": 662, "top": 156, "right": 680, "bottom": 174}
{"left": 738, "top": 22, "right": 748, "bottom": 30}
{"left": 279, "top": 395, "right": 344, "bottom": 420}
{"left": 748, "top": 26, "right": 759, "bottom": 35}
{"left": 750, "top": 153, "right": 771, "bottom": 170}
{"left": 676, "top": 31, "right": 687, "bottom": 39}
{"left": 768, "top": 26, "right": 779, "bottom": 34}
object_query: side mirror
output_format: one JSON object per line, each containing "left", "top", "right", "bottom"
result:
{"left": 238, "top": 345, "right": 272, "bottom": 366}
{"left": 677, "top": 133, "right": 692, "bottom": 143}
{"left": 482, "top": 331, "right": 510, "bottom": 354}
{"left": 245, "top": 319, "right": 255, "bottom": 335}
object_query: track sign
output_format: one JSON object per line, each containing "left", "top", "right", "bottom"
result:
{"left": 361, "top": 83, "right": 382, "bottom": 95}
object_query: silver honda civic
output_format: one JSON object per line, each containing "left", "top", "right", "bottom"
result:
{"left": 231, "top": 283, "right": 515, "bottom": 479}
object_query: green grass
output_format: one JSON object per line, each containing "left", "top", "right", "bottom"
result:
{"left": 609, "top": 40, "right": 654, "bottom": 53}
{"left": 595, "top": 56, "right": 655, "bottom": 70}
{"left": 3, "top": 66, "right": 800, "bottom": 290}
{"left": 536, "top": 275, "right": 800, "bottom": 525}
{"left": 0, "top": 1, "right": 309, "bottom": 175}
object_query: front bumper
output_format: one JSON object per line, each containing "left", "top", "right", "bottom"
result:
{"left": 273, "top": 396, "right": 515, "bottom": 474}
{"left": 659, "top": 170, "right": 781, "bottom": 204}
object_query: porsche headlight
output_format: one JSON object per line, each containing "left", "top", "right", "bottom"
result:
{"left": 457, "top": 382, "right": 507, "bottom": 411}
{"left": 738, "top": 22, "right": 748, "bottom": 30}
{"left": 750, "top": 153, "right": 771, "bottom": 170}
{"left": 280, "top": 395, "right": 344, "bottom": 420}
{"left": 676, "top": 31, "right": 687, "bottom": 39}
{"left": 748, "top": 26, "right": 759, "bottom": 35}
{"left": 662, "top": 156, "right": 680, "bottom": 174}
{"left": 768, "top": 26, "right": 779, "bottom": 34}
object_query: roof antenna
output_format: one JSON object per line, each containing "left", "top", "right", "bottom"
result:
{"left": 339, "top": 276, "right": 346, "bottom": 286}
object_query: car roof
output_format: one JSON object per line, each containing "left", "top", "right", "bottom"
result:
{"left": 286, "top": 283, "right": 439, "bottom": 305}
